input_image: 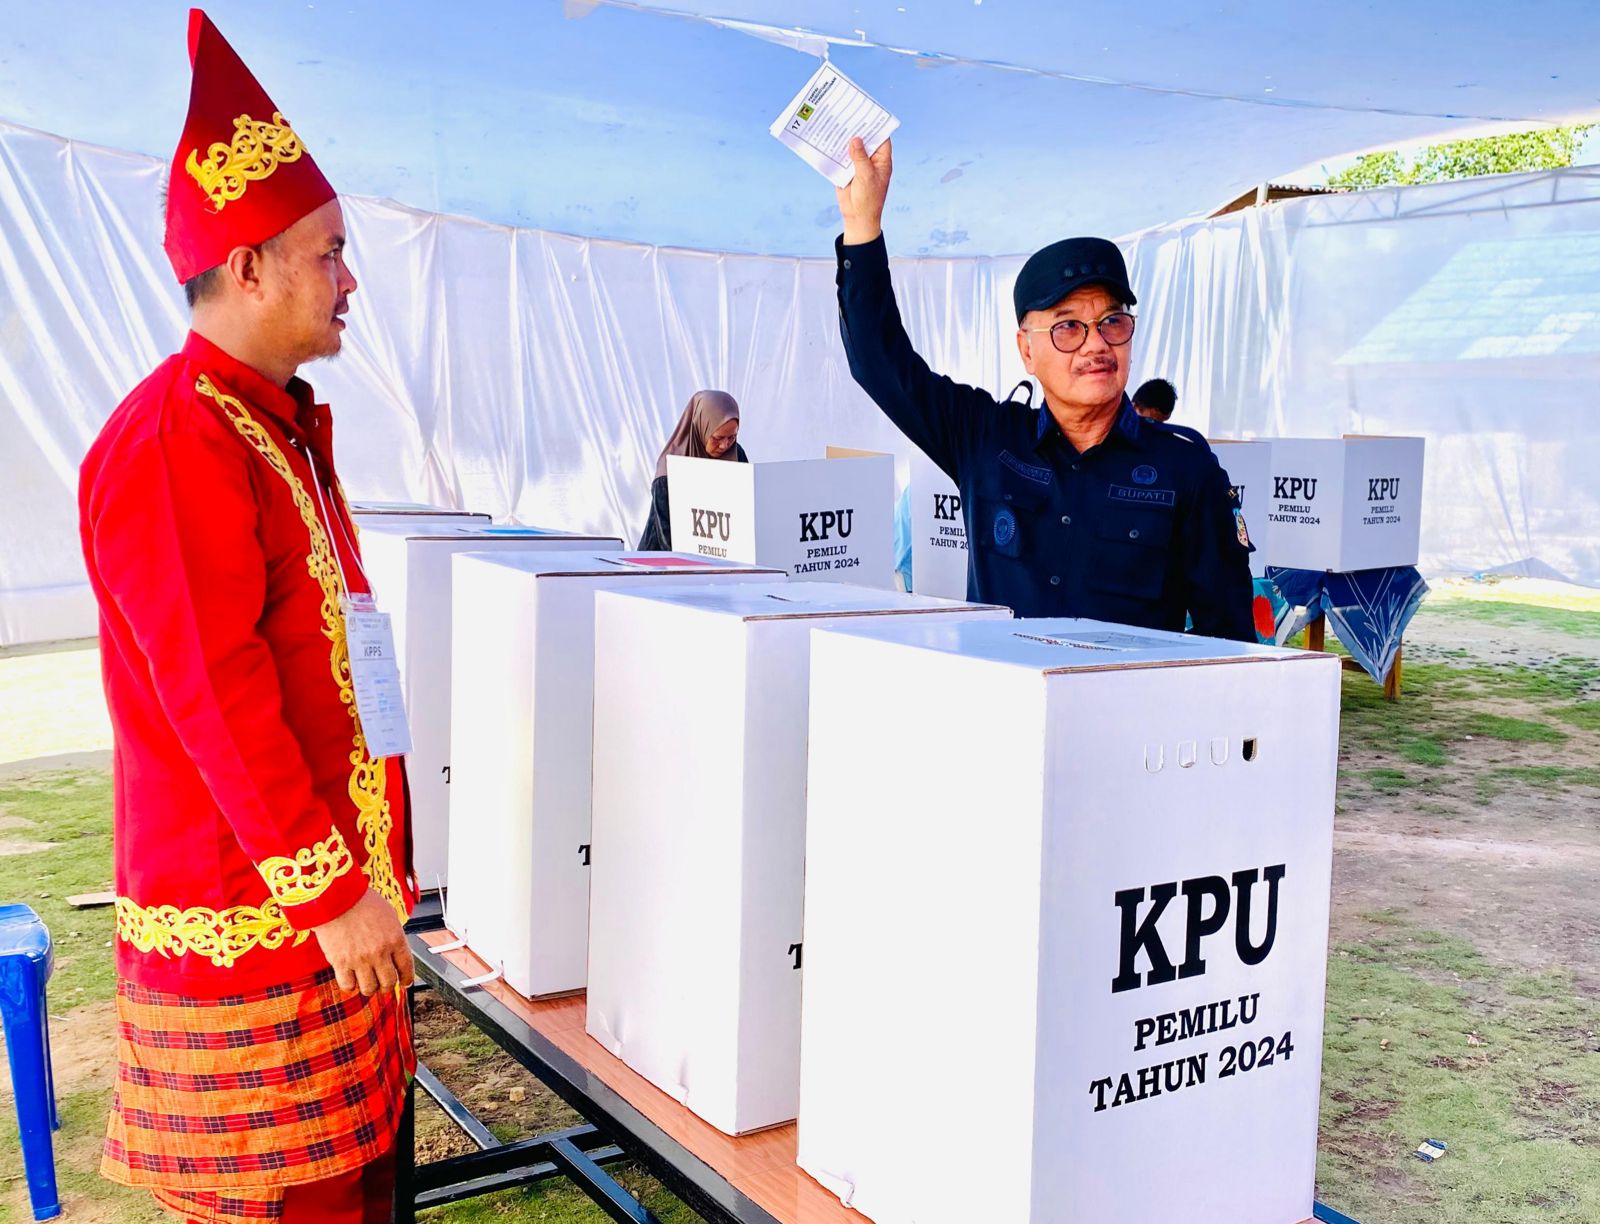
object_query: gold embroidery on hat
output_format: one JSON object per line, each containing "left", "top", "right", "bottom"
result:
{"left": 186, "top": 111, "right": 306, "bottom": 210}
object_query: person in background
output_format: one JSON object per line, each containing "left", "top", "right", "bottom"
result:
{"left": 638, "top": 390, "right": 748, "bottom": 550}
{"left": 1131, "top": 377, "right": 1177, "bottom": 422}
{"left": 1133, "top": 376, "right": 1209, "bottom": 444}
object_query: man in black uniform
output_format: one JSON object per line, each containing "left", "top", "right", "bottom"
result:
{"left": 833, "top": 137, "right": 1254, "bottom": 640}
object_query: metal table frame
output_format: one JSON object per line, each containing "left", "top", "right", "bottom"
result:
{"left": 400, "top": 902, "right": 779, "bottom": 1223}
{"left": 400, "top": 902, "right": 1361, "bottom": 1224}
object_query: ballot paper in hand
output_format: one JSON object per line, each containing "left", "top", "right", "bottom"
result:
{"left": 770, "top": 61, "right": 899, "bottom": 188}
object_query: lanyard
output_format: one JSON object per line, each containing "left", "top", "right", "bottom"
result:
{"left": 300, "top": 442, "right": 369, "bottom": 598}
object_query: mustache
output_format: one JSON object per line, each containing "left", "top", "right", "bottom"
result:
{"left": 1074, "top": 355, "right": 1118, "bottom": 373}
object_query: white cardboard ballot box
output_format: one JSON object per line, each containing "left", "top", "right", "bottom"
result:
{"left": 1261, "top": 436, "right": 1425, "bottom": 572}
{"left": 797, "top": 618, "right": 1341, "bottom": 1224}
{"left": 446, "top": 551, "right": 784, "bottom": 999}
{"left": 666, "top": 453, "right": 895, "bottom": 589}
{"left": 908, "top": 449, "right": 969, "bottom": 599}
{"left": 1209, "top": 439, "right": 1273, "bottom": 578}
{"left": 586, "top": 582, "right": 1010, "bottom": 1136}
{"left": 359, "top": 523, "right": 623, "bottom": 887}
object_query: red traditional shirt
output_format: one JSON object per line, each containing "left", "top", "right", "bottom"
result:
{"left": 80, "top": 331, "right": 416, "bottom": 995}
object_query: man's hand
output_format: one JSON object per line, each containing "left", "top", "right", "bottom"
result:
{"left": 312, "top": 888, "right": 413, "bottom": 996}
{"left": 836, "top": 136, "right": 892, "bottom": 246}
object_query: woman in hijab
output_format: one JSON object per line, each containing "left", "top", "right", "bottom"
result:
{"left": 637, "top": 390, "right": 748, "bottom": 550}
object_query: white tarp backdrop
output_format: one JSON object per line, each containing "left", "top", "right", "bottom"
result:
{"left": 2, "top": 119, "right": 1599, "bottom": 644}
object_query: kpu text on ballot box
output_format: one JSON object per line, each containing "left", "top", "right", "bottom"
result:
{"left": 666, "top": 453, "right": 895, "bottom": 589}
{"left": 1209, "top": 439, "right": 1272, "bottom": 579}
{"left": 446, "top": 551, "right": 784, "bottom": 999}
{"left": 359, "top": 522, "right": 622, "bottom": 887}
{"left": 797, "top": 619, "right": 1341, "bottom": 1224}
{"left": 586, "top": 582, "right": 1010, "bottom": 1136}
{"left": 1262, "top": 436, "right": 1425, "bottom": 572}
{"left": 908, "top": 449, "right": 968, "bottom": 599}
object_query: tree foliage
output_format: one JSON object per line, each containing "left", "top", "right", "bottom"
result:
{"left": 1327, "top": 126, "right": 1594, "bottom": 190}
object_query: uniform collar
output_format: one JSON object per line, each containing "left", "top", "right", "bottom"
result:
{"left": 182, "top": 331, "right": 319, "bottom": 430}
{"left": 1035, "top": 395, "right": 1147, "bottom": 453}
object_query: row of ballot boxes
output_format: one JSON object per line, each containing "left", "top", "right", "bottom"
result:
{"left": 909, "top": 434, "right": 1426, "bottom": 596}
{"left": 352, "top": 505, "right": 1342, "bottom": 1223}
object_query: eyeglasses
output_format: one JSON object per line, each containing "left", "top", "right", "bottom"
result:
{"left": 1024, "top": 312, "right": 1136, "bottom": 354}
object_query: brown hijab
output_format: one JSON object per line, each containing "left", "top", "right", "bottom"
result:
{"left": 654, "top": 390, "right": 742, "bottom": 478}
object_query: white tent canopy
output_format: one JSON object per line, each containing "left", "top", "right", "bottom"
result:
{"left": 3, "top": 0, "right": 1600, "bottom": 255}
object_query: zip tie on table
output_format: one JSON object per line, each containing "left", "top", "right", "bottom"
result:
{"left": 460, "top": 962, "right": 504, "bottom": 989}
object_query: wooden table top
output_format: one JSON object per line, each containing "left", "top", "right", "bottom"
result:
{"left": 418, "top": 929, "right": 1318, "bottom": 1224}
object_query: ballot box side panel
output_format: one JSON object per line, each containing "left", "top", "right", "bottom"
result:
{"left": 402, "top": 540, "right": 459, "bottom": 888}
{"left": 1338, "top": 437, "right": 1426, "bottom": 571}
{"left": 909, "top": 449, "right": 969, "bottom": 599}
{"left": 1210, "top": 440, "right": 1272, "bottom": 579}
{"left": 356, "top": 529, "right": 412, "bottom": 668}
{"left": 728, "top": 616, "right": 813, "bottom": 1133}
{"left": 1030, "top": 655, "right": 1342, "bottom": 1223}
{"left": 668, "top": 455, "right": 759, "bottom": 564}
{"left": 446, "top": 557, "right": 539, "bottom": 988}
{"left": 588, "top": 592, "right": 749, "bottom": 1129}
{"left": 520, "top": 578, "right": 607, "bottom": 996}
{"left": 516, "top": 566, "right": 779, "bottom": 997}
{"left": 735, "top": 604, "right": 1016, "bottom": 1133}
{"left": 404, "top": 536, "right": 624, "bottom": 887}
{"left": 1261, "top": 439, "right": 1347, "bottom": 572}
{"left": 755, "top": 456, "right": 897, "bottom": 590}
{"left": 798, "top": 629, "right": 1045, "bottom": 1224}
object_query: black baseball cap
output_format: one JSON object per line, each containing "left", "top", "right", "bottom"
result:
{"left": 1013, "top": 237, "right": 1136, "bottom": 322}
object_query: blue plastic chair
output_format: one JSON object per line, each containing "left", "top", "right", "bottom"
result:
{"left": 0, "top": 904, "right": 60, "bottom": 1221}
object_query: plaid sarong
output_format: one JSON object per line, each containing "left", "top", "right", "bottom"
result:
{"left": 103, "top": 966, "right": 412, "bottom": 1206}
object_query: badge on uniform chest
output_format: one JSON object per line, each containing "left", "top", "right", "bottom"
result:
{"left": 1108, "top": 483, "right": 1177, "bottom": 507}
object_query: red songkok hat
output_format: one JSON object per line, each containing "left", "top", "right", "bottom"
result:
{"left": 163, "top": 9, "right": 336, "bottom": 283}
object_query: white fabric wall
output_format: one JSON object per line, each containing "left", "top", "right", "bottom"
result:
{"left": 3, "top": 119, "right": 1597, "bottom": 644}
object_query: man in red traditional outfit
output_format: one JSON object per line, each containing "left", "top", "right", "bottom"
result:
{"left": 80, "top": 11, "right": 417, "bottom": 1221}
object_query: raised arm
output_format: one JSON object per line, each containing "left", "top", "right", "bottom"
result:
{"left": 835, "top": 137, "right": 996, "bottom": 481}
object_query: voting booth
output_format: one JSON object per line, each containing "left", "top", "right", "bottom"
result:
{"left": 446, "top": 551, "right": 783, "bottom": 998}
{"left": 797, "top": 618, "right": 1341, "bottom": 1224}
{"left": 907, "top": 450, "right": 969, "bottom": 599}
{"left": 1261, "top": 437, "right": 1425, "bottom": 572}
{"left": 666, "top": 452, "right": 895, "bottom": 589}
{"left": 586, "top": 582, "right": 1009, "bottom": 1136}
{"left": 1209, "top": 440, "right": 1273, "bottom": 579}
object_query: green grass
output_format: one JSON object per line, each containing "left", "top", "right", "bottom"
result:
{"left": 1423, "top": 599, "right": 1600, "bottom": 638}
{"left": 1554, "top": 701, "right": 1600, "bottom": 733}
{"left": 1399, "top": 737, "right": 1449, "bottom": 766}
{"left": 1366, "top": 767, "right": 1415, "bottom": 794}
{"left": 0, "top": 1088, "right": 164, "bottom": 1223}
{"left": 0, "top": 769, "right": 119, "bottom": 1004}
{"left": 1463, "top": 713, "right": 1569, "bottom": 744}
{"left": 1318, "top": 919, "right": 1600, "bottom": 1223}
